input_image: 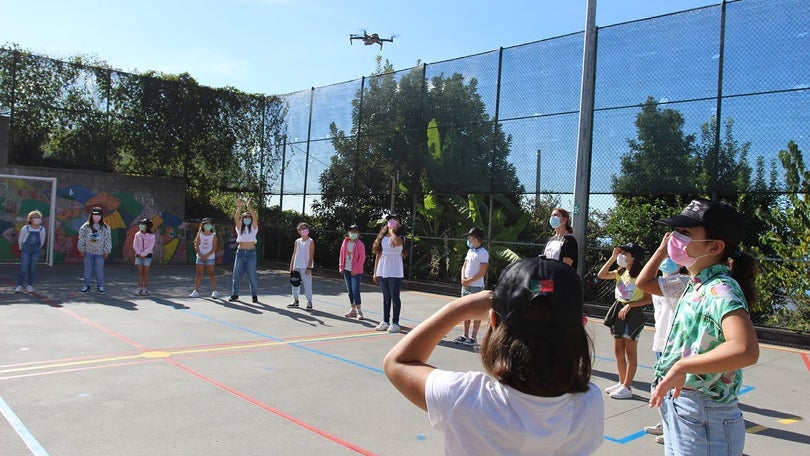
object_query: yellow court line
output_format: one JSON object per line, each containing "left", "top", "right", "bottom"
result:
{"left": 0, "top": 331, "right": 382, "bottom": 375}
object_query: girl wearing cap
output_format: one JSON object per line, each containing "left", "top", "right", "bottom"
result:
{"left": 384, "top": 257, "right": 604, "bottom": 455}
{"left": 77, "top": 207, "right": 112, "bottom": 293}
{"left": 229, "top": 198, "right": 259, "bottom": 303}
{"left": 288, "top": 222, "right": 315, "bottom": 310}
{"left": 132, "top": 218, "right": 156, "bottom": 295}
{"left": 646, "top": 199, "right": 759, "bottom": 455}
{"left": 339, "top": 224, "right": 366, "bottom": 319}
{"left": 190, "top": 218, "right": 219, "bottom": 298}
{"left": 15, "top": 210, "right": 46, "bottom": 294}
{"left": 454, "top": 227, "right": 488, "bottom": 346}
{"left": 372, "top": 213, "right": 405, "bottom": 333}
{"left": 597, "top": 242, "right": 652, "bottom": 400}
{"left": 544, "top": 207, "right": 578, "bottom": 270}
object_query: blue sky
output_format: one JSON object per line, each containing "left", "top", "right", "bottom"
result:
{"left": 0, "top": 0, "right": 717, "bottom": 95}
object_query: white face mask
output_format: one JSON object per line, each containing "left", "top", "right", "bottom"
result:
{"left": 92, "top": 215, "right": 101, "bottom": 223}
{"left": 32, "top": 218, "right": 42, "bottom": 225}
{"left": 616, "top": 253, "right": 628, "bottom": 268}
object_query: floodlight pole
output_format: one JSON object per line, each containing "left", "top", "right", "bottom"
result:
{"left": 572, "top": 0, "right": 597, "bottom": 278}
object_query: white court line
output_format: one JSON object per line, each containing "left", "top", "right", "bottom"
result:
{"left": 0, "top": 393, "right": 49, "bottom": 455}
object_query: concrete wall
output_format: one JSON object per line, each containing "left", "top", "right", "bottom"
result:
{"left": 0, "top": 164, "right": 198, "bottom": 265}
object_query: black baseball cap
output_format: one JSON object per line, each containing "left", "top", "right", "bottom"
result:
{"left": 348, "top": 224, "right": 361, "bottom": 231}
{"left": 618, "top": 241, "right": 644, "bottom": 258}
{"left": 201, "top": 217, "right": 213, "bottom": 223}
{"left": 656, "top": 199, "right": 743, "bottom": 244}
{"left": 90, "top": 207, "right": 103, "bottom": 215}
{"left": 493, "top": 257, "right": 583, "bottom": 330}
{"left": 138, "top": 218, "right": 153, "bottom": 227}
{"left": 385, "top": 213, "right": 401, "bottom": 221}
{"left": 466, "top": 227, "right": 485, "bottom": 241}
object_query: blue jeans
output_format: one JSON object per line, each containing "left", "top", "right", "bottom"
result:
{"left": 660, "top": 389, "right": 745, "bottom": 456}
{"left": 83, "top": 253, "right": 106, "bottom": 287}
{"left": 379, "top": 277, "right": 402, "bottom": 325}
{"left": 231, "top": 249, "right": 258, "bottom": 297}
{"left": 17, "top": 248, "right": 41, "bottom": 286}
{"left": 343, "top": 270, "right": 362, "bottom": 305}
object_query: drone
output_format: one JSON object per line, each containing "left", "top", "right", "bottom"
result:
{"left": 349, "top": 31, "right": 394, "bottom": 50}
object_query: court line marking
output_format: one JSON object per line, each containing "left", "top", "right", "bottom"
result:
{"left": 0, "top": 393, "right": 50, "bottom": 456}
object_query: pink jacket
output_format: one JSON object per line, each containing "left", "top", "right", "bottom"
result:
{"left": 339, "top": 237, "right": 366, "bottom": 274}
{"left": 133, "top": 231, "right": 156, "bottom": 257}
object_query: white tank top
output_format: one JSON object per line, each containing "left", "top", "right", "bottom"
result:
{"left": 293, "top": 238, "right": 313, "bottom": 268}
{"left": 235, "top": 225, "right": 258, "bottom": 244}
{"left": 198, "top": 232, "right": 215, "bottom": 255}
{"left": 375, "top": 236, "right": 404, "bottom": 278}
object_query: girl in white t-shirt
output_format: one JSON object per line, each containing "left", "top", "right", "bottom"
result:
{"left": 190, "top": 218, "right": 219, "bottom": 298}
{"left": 384, "top": 257, "right": 604, "bottom": 456}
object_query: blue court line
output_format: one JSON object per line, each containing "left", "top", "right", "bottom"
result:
{"left": 182, "top": 309, "right": 384, "bottom": 374}
{"left": 0, "top": 393, "right": 50, "bottom": 456}
{"left": 604, "top": 429, "right": 647, "bottom": 444}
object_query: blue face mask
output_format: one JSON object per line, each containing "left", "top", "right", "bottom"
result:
{"left": 242, "top": 218, "right": 252, "bottom": 226}
{"left": 466, "top": 240, "right": 474, "bottom": 249}
{"left": 659, "top": 257, "right": 679, "bottom": 275}
{"left": 549, "top": 216, "right": 561, "bottom": 229}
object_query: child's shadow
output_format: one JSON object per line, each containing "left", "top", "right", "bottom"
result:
{"left": 148, "top": 296, "right": 190, "bottom": 310}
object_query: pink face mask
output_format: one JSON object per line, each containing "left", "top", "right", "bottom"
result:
{"left": 299, "top": 229, "right": 309, "bottom": 236}
{"left": 92, "top": 215, "right": 101, "bottom": 223}
{"left": 387, "top": 220, "right": 399, "bottom": 229}
{"left": 667, "top": 231, "right": 714, "bottom": 267}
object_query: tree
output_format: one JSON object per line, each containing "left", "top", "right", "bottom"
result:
{"left": 606, "top": 97, "right": 698, "bottom": 250}
{"left": 756, "top": 141, "right": 810, "bottom": 328}
{"left": 312, "top": 58, "right": 524, "bottom": 280}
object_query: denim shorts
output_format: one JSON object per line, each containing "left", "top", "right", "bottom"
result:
{"left": 135, "top": 256, "right": 152, "bottom": 267}
{"left": 196, "top": 256, "right": 215, "bottom": 265}
{"left": 461, "top": 286, "right": 483, "bottom": 297}
{"left": 660, "top": 388, "right": 745, "bottom": 455}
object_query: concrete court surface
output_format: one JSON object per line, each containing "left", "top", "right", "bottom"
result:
{"left": 1, "top": 264, "right": 809, "bottom": 456}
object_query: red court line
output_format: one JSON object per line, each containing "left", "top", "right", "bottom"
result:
{"left": 165, "top": 358, "right": 377, "bottom": 456}
{"left": 58, "top": 306, "right": 149, "bottom": 350}
{"left": 802, "top": 353, "right": 810, "bottom": 374}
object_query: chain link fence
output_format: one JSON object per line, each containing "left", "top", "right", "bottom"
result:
{"left": 2, "top": 0, "right": 809, "bottom": 327}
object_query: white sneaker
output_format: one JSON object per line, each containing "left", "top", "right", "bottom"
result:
{"left": 211, "top": 290, "right": 220, "bottom": 298}
{"left": 604, "top": 382, "right": 623, "bottom": 394}
{"left": 141, "top": 289, "right": 149, "bottom": 296}
{"left": 388, "top": 324, "right": 400, "bottom": 333}
{"left": 135, "top": 288, "right": 143, "bottom": 295}
{"left": 644, "top": 423, "right": 663, "bottom": 435}
{"left": 609, "top": 385, "right": 633, "bottom": 399}
{"left": 14, "top": 285, "right": 22, "bottom": 293}
{"left": 374, "top": 322, "right": 389, "bottom": 331}
{"left": 189, "top": 290, "right": 200, "bottom": 298}
{"left": 26, "top": 285, "right": 34, "bottom": 293}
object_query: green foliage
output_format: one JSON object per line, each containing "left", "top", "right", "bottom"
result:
{"left": 0, "top": 46, "right": 288, "bottom": 219}
{"left": 312, "top": 59, "right": 525, "bottom": 281}
{"left": 755, "top": 141, "right": 810, "bottom": 330}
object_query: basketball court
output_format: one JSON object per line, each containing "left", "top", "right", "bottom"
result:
{"left": 1, "top": 264, "right": 808, "bottom": 455}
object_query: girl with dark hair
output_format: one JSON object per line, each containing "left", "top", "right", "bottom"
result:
{"left": 543, "top": 207, "right": 578, "bottom": 270}
{"left": 384, "top": 257, "right": 604, "bottom": 455}
{"left": 133, "top": 218, "right": 155, "bottom": 295}
{"left": 372, "top": 213, "right": 405, "bottom": 333}
{"left": 597, "top": 242, "right": 652, "bottom": 400}
{"left": 77, "top": 207, "right": 112, "bottom": 293}
{"left": 648, "top": 199, "right": 759, "bottom": 455}
{"left": 229, "top": 198, "right": 259, "bottom": 303}
{"left": 190, "top": 218, "right": 219, "bottom": 298}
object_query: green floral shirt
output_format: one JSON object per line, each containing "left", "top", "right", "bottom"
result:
{"left": 653, "top": 264, "right": 748, "bottom": 403}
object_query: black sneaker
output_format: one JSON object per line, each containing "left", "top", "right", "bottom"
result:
{"left": 80, "top": 286, "right": 91, "bottom": 293}
{"left": 306, "top": 302, "right": 313, "bottom": 310}
{"left": 287, "top": 301, "right": 299, "bottom": 308}
{"left": 97, "top": 287, "right": 106, "bottom": 294}
{"left": 252, "top": 296, "right": 258, "bottom": 303}
{"left": 228, "top": 295, "right": 239, "bottom": 302}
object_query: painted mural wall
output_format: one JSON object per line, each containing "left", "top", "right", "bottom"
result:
{"left": 0, "top": 165, "right": 229, "bottom": 265}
